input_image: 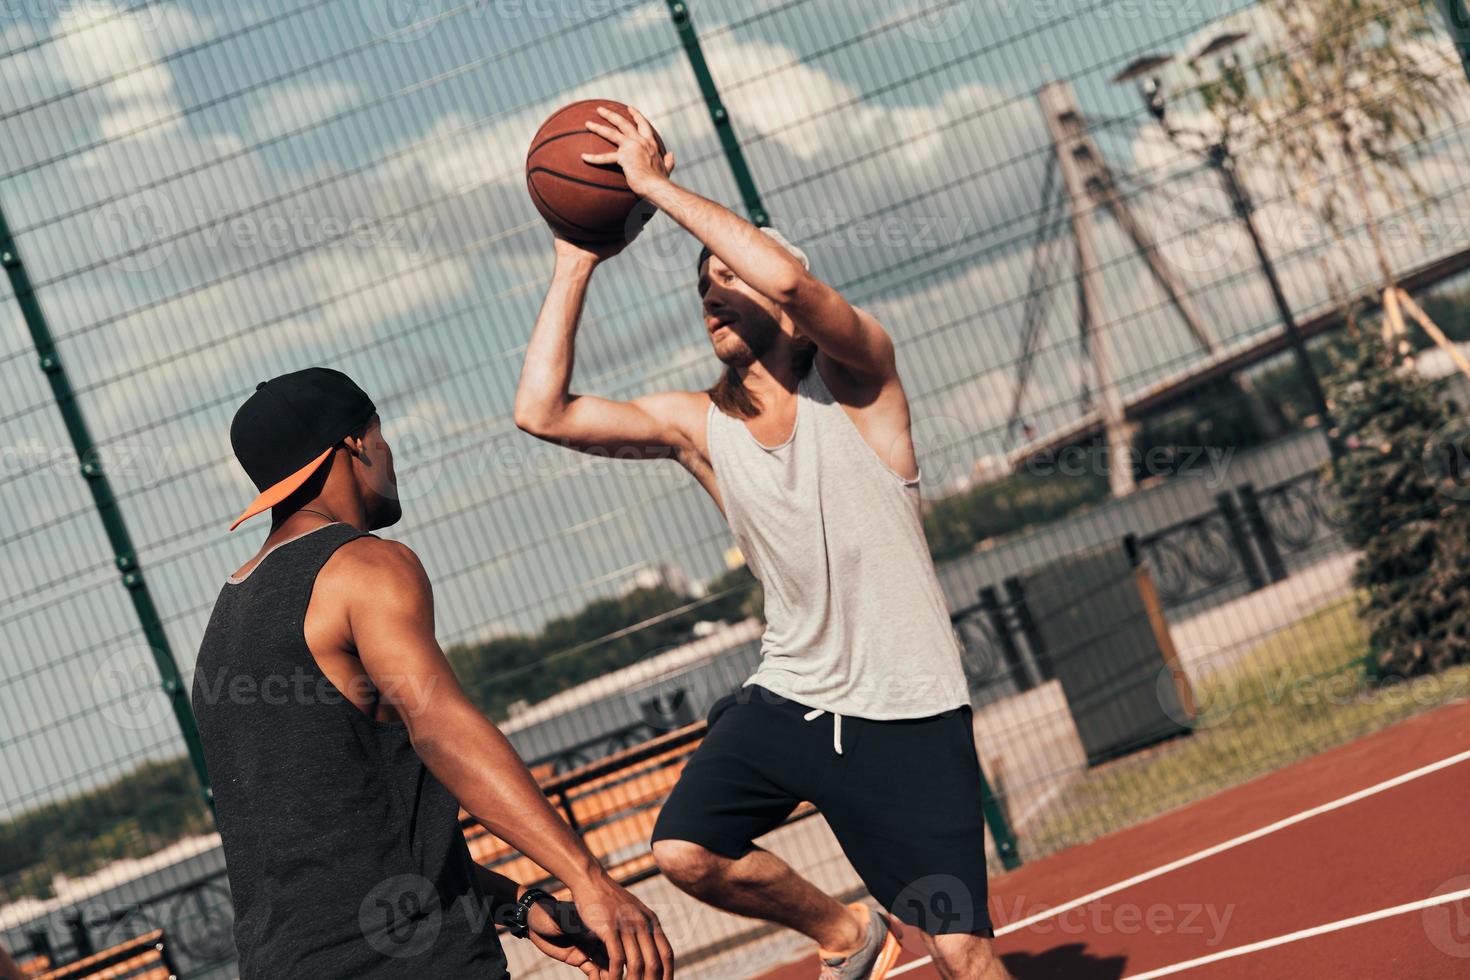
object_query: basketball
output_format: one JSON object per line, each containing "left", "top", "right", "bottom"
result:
{"left": 525, "top": 99, "right": 665, "bottom": 244}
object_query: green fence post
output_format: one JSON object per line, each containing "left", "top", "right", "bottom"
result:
{"left": 0, "top": 201, "right": 213, "bottom": 810}
{"left": 978, "top": 764, "right": 1022, "bottom": 871}
{"left": 662, "top": 0, "right": 769, "bottom": 227}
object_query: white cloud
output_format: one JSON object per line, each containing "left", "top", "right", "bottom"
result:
{"left": 46, "top": 2, "right": 208, "bottom": 140}
{"left": 613, "top": 3, "right": 668, "bottom": 34}
{"left": 247, "top": 81, "right": 359, "bottom": 140}
{"left": 385, "top": 35, "right": 1017, "bottom": 195}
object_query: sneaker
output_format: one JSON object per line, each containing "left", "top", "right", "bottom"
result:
{"left": 818, "top": 903, "right": 904, "bottom": 980}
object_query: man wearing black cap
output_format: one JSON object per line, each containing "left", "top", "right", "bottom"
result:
{"left": 193, "top": 368, "right": 673, "bottom": 980}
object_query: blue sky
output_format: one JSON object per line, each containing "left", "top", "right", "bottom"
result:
{"left": 1, "top": 0, "right": 1466, "bottom": 826}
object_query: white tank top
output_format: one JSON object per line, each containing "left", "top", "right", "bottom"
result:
{"left": 706, "top": 363, "right": 971, "bottom": 724}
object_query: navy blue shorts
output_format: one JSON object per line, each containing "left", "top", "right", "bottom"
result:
{"left": 650, "top": 685, "right": 994, "bottom": 936}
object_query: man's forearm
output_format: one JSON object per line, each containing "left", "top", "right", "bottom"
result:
{"left": 642, "top": 176, "right": 893, "bottom": 376}
{"left": 415, "top": 710, "right": 604, "bottom": 890}
{"left": 515, "top": 252, "right": 597, "bottom": 429}
{"left": 474, "top": 866, "right": 525, "bottom": 915}
{"left": 642, "top": 178, "right": 807, "bottom": 304}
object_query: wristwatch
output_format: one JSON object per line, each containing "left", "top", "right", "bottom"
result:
{"left": 504, "top": 887, "right": 555, "bottom": 939}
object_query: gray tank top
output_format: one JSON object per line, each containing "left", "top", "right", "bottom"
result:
{"left": 706, "top": 363, "right": 970, "bottom": 725}
{"left": 193, "top": 523, "right": 508, "bottom": 979}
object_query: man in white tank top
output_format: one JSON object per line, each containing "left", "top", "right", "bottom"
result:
{"left": 516, "top": 105, "right": 1011, "bottom": 980}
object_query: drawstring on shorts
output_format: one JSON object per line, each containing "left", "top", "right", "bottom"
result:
{"left": 803, "top": 708, "right": 843, "bottom": 755}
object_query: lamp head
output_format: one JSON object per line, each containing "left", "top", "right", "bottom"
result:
{"left": 1112, "top": 54, "right": 1174, "bottom": 123}
{"left": 1191, "top": 30, "right": 1250, "bottom": 69}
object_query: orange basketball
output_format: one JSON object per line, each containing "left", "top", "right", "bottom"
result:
{"left": 525, "top": 99, "right": 665, "bottom": 244}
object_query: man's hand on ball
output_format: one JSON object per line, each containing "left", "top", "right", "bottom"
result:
{"left": 582, "top": 105, "right": 674, "bottom": 198}
{"left": 553, "top": 232, "right": 626, "bottom": 265}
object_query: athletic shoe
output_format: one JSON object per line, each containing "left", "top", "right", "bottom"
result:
{"left": 818, "top": 903, "right": 904, "bottom": 980}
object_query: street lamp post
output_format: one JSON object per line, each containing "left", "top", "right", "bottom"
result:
{"left": 1114, "top": 36, "right": 1343, "bottom": 465}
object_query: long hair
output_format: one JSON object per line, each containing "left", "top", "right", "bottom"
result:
{"left": 707, "top": 335, "right": 818, "bottom": 420}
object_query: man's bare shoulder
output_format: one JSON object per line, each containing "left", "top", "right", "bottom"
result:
{"left": 633, "top": 389, "right": 713, "bottom": 439}
{"left": 324, "top": 535, "right": 430, "bottom": 595}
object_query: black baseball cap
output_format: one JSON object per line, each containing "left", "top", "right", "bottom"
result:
{"left": 228, "top": 367, "right": 376, "bottom": 530}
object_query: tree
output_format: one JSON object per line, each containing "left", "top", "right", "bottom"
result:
{"left": 703, "top": 563, "right": 762, "bottom": 623}
{"left": 1208, "top": 0, "right": 1456, "bottom": 292}
{"left": 1326, "top": 326, "right": 1470, "bottom": 677}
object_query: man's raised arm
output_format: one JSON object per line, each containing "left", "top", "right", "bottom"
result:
{"left": 515, "top": 232, "right": 703, "bottom": 462}
{"left": 582, "top": 106, "right": 897, "bottom": 382}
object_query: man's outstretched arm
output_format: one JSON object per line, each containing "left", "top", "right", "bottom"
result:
{"left": 343, "top": 538, "right": 673, "bottom": 980}
{"left": 514, "top": 233, "right": 704, "bottom": 459}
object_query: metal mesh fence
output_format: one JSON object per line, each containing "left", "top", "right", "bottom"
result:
{"left": 3, "top": 0, "right": 1470, "bottom": 975}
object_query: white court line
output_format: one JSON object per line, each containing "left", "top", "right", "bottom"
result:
{"left": 1121, "top": 885, "right": 1470, "bottom": 979}
{"left": 889, "top": 955, "right": 937, "bottom": 977}
{"left": 887, "top": 745, "right": 1470, "bottom": 978}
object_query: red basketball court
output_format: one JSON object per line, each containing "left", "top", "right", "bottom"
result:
{"left": 758, "top": 700, "right": 1470, "bottom": 979}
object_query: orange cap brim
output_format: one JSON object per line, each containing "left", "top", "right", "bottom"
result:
{"left": 229, "top": 446, "right": 335, "bottom": 531}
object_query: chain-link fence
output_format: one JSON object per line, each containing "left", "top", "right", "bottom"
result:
{"left": 4, "top": 0, "right": 1470, "bottom": 975}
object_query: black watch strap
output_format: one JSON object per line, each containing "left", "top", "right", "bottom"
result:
{"left": 506, "top": 887, "right": 554, "bottom": 939}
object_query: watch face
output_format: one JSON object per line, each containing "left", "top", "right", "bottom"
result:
{"left": 512, "top": 888, "right": 552, "bottom": 938}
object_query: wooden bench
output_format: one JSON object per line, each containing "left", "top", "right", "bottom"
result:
{"left": 36, "top": 930, "right": 176, "bottom": 980}
{"left": 462, "top": 721, "right": 817, "bottom": 897}
{"left": 16, "top": 953, "right": 50, "bottom": 978}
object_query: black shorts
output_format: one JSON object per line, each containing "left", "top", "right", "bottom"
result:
{"left": 650, "top": 685, "right": 994, "bottom": 936}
